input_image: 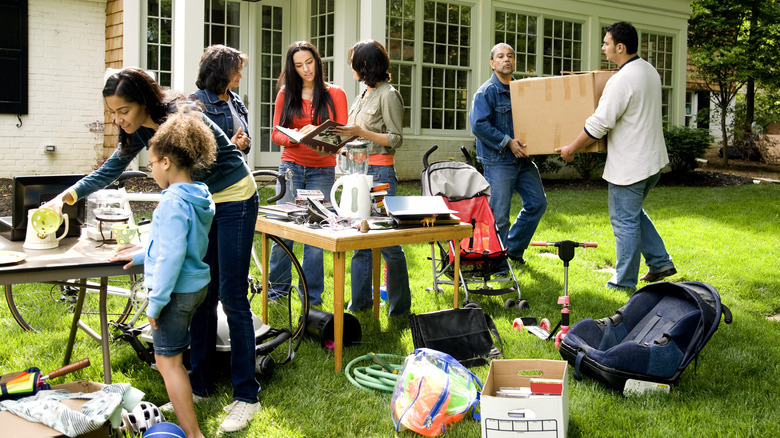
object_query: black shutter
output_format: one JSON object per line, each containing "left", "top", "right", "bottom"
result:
{"left": 0, "top": 0, "right": 28, "bottom": 115}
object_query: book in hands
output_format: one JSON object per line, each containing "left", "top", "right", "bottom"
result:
{"left": 274, "top": 120, "right": 358, "bottom": 154}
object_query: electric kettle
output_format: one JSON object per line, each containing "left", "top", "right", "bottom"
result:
{"left": 330, "top": 174, "right": 373, "bottom": 220}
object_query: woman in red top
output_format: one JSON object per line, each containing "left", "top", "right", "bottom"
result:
{"left": 269, "top": 41, "right": 348, "bottom": 306}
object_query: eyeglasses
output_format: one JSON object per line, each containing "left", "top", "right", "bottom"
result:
{"left": 146, "top": 159, "right": 162, "bottom": 172}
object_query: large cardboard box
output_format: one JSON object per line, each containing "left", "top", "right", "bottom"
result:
{"left": 0, "top": 381, "right": 112, "bottom": 438}
{"left": 510, "top": 71, "right": 616, "bottom": 155}
{"left": 481, "top": 359, "right": 568, "bottom": 438}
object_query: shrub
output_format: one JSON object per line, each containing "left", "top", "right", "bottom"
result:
{"left": 663, "top": 125, "right": 713, "bottom": 174}
{"left": 568, "top": 152, "right": 606, "bottom": 179}
{"left": 533, "top": 154, "right": 563, "bottom": 175}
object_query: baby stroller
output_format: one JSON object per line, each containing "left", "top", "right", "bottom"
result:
{"left": 421, "top": 145, "right": 526, "bottom": 309}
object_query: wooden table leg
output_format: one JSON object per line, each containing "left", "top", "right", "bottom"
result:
{"left": 453, "top": 240, "right": 460, "bottom": 309}
{"left": 98, "top": 277, "right": 112, "bottom": 384}
{"left": 261, "top": 232, "right": 269, "bottom": 324}
{"left": 332, "top": 251, "right": 346, "bottom": 372}
{"left": 372, "top": 248, "right": 382, "bottom": 319}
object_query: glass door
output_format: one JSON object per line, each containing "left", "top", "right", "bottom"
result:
{"left": 252, "top": 1, "right": 289, "bottom": 168}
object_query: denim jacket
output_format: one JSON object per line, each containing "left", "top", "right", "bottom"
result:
{"left": 470, "top": 72, "right": 523, "bottom": 165}
{"left": 190, "top": 88, "right": 251, "bottom": 156}
{"left": 70, "top": 111, "right": 249, "bottom": 200}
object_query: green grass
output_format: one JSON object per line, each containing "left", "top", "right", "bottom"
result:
{"left": 1, "top": 183, "right": 779, "bottom": 437}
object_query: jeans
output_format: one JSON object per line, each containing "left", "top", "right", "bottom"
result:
{"left": 607, "top": 172, "right": 674, "bottom": 290}
{"left": 150, "top": 286, "right": 209, "bottom": 357}
{"left": 348, "top": 165, "right": 411, "bottom": 317}
{"left": 268, "top": 161, "right": 336, "bottom": 306}
{"left": 189, "top": 193, "right": 260, "bottom": 403}
{"left": 482, "top": 160, "right": 547, "bottom": 259}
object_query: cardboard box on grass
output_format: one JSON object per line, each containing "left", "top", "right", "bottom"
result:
{"left": 510, "top": 71, "right": 616, "bottom": 155}
{"left": 481, "top": 359, "right": 568, "bottom": 438}
{"left": 0, "top": 380, "right": 112, "bottom": 438}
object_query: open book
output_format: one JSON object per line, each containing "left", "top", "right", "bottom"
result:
{"left": 274, "top": 120, "right": 358, "bottom": 154}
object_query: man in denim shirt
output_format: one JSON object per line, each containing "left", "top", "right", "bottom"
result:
{"left": 470, "top": 43, "right": 547, "bottom": 264}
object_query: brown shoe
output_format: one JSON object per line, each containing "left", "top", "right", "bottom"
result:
{"left": 640, "top": 267, "right": 677, "bottom": 282}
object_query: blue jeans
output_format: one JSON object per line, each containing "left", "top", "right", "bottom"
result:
{"left": 482, "top": 160, "right": 547, "bottom": 259}
{"left": 268, "top": 161, "right": 336, "bottom": 306}
{"left": 607, "top": 172, "right": 674, "bottom": 290}
{"left": 151, "top": 286, "right": 209, "bottom": 357}
{"left": 348, "top": 165, "right": 411, "bottom": 317}
{"left": 189, "top": 193, "right": 260, "bottom": 403}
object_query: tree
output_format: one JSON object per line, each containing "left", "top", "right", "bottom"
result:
{"left": 688, "top": 0, "right": 750, "bottom": 166}
{"left": 740, "top": 0, "right": 780, "bottom": 135}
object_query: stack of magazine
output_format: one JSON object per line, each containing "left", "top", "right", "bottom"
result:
{"left": 258, "top": 202, "right": 308, "bottom": 219}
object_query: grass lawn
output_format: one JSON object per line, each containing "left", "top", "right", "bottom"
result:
{"left": 1, "top": 182, "right": 778, "bottom": 437}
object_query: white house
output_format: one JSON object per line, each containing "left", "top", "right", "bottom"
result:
{"left": 0, "top": 0, "right": 694, "bottom": 180}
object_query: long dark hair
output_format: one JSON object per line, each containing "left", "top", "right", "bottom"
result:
{"left": 348, "top": 40, "right": 390, "bottom": 88}
{"left": 276, "top": 41, "right": 335, "bottom": 127}
{"left": 103, "top": 67, "right": 183, "bottom": 154}
{"left": 196, "top": 44, "right": 248, "bottom": 96}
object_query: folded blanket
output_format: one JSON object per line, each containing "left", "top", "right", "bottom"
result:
{"left": 0, "top": 382, "right": 144, "bottom": 437}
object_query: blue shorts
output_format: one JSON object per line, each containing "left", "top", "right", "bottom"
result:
{"left": 150, "top": 285, "right": 209, "bottom": 357}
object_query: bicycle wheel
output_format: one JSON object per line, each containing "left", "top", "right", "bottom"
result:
{"left": 248, "top": 234, "right": 308, "bottom": 361}
{"left": 5, "top": 275, "right": 143, "bottom": 333}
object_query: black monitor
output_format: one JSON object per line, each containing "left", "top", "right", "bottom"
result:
{"left": 5, "top": 174, "right": 86, "bottom": 241}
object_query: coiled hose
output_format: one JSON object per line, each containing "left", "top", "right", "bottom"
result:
{"left": 345, "top": 352, "right": 406, "bottom": 392}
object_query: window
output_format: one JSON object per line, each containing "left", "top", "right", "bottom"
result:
{"left": 0, "top": 0, "right": 28, "bottom": 114}
{"left": 494, "top": 11, "right": 537, "bottom": 78}
{"left": 386, "top": 0, "right": 471, "bottom": 132}
{"left": 542, "top": 18, "right": 582, "bottom": 76}
{"left": 494, "top": 11, "right": 582, "bottom": 79}
{"left": 257, "top": 5, "right": 284, "bottom": 154}
{"left": 204, "top": 0, "right": 241, "bottom": 48}
{"left": 146, "top": 0, "right": 173, "bottom": 88}
{"left": 642, "top": 32, "right": 674, "bottom": 121}
{"left": 386, "top": 0, "right": 415, "bottom": 128}
{"left": 599, "top": 27, "right": 675, "bottom": 120}
{"left": 310, "top": 0, "right": 335, "bottom": 82}
{"left": 421, "top": 2, "right": 470, "bottom": 131}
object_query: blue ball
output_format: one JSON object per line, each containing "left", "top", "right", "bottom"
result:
{"left": 143, "top": 422, "right": 186, "bottom": 438}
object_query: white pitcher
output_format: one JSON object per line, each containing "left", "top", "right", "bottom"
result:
{"left": 24, "top": 208, "right": 69, "bottom": 250}
{"left": 330, "top": 174, "right": 373, "bottom": 220}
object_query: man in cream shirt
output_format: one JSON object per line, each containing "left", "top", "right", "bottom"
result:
{"left": 556, "top": 21, "right": 676, "bottom": 291}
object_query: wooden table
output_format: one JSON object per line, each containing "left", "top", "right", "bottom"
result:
{"left": 0, "top": 234, "right": 143, "bottom": 383}
{"left": 255, "top": 216, "right": 473, "bottom": 371}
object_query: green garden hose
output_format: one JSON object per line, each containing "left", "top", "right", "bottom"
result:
{"left": 345, "top": 352, "right": 407, "bottom": 392}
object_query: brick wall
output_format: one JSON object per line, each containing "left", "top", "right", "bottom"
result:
{"left": 105, "top": 0, "right": 122, "bottom": 157}
{"left": 0, "top": 0, "right": 107, "bottom": 178}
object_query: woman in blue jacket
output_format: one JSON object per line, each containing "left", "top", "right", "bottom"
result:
{"left": 191, "top": 45, "right": 252, "bottom": 162}
{"left": 47, "top": 67, "right": 261, "bottom": 433}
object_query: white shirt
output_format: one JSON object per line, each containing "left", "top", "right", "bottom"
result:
{"left": 585, "top": 57, "right": 669, "bottom": 185}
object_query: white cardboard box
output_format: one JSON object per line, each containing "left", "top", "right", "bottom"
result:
{"left": 510, "top": 71, "right": 615, "bottom": 155}
{"left": 481, "top": 359, "right": 569, "bottom": 438}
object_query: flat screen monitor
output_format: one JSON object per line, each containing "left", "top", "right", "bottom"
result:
{"left": 9, "top": 174, "right": 86, "bottom": 241}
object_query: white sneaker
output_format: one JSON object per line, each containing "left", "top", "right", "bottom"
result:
{"left": 218, "top": 401, "right": 261, "bottom": 433}
{"left": 223, "top": 400, "right": 238, "bottom": 413}
{"left": 159, "top": 393, "right": 207, "bottom": 413}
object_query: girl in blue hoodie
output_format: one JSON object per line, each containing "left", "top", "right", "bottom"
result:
{"left": 111, "top": 108, "right": 216, "bottom": 438}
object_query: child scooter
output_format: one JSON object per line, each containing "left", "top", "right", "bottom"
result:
{"left": 513, "top": 239, "right": 597, "bottom": 348}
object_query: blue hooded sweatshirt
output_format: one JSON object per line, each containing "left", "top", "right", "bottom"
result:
{"left": 132, "top": 182, "right": 215, "bottom": 318}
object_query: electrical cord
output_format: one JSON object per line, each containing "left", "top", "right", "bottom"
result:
{"left": 345, "top": 352, "right": 407, "bottom": 392}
